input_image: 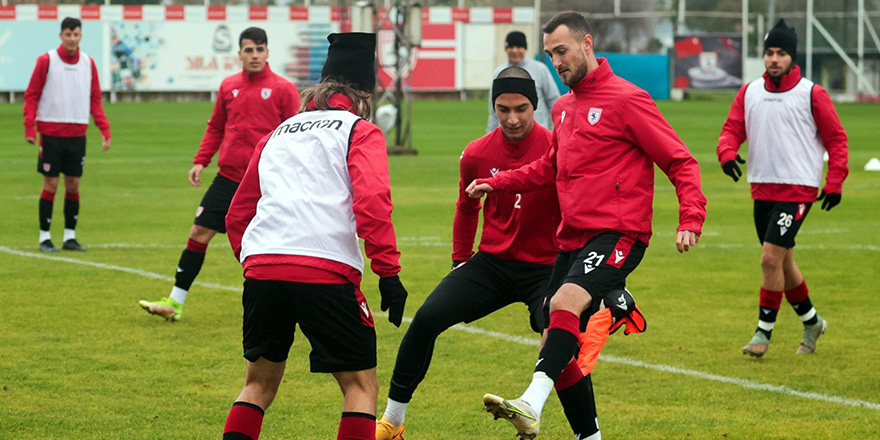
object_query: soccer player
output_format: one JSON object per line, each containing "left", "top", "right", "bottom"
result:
{"left": 487, "top": 31, "right": 560, "bottom": 133}
{"left": 717, "top": 19, "right": 848, "bottom": 357}
{"left": 469, "top": 12, "right": 707, "bottom": 439}
{"left": 220, "top": 32, "right": 408, "bottom": 440}
{"left": 377, "top": 67, "right": 621, "bottom": 440}
{"left": 138, "top": 27, "right": 299, "bottom": 322}
{"left": 23, "top": 17, "right": 111, "bottom": 253}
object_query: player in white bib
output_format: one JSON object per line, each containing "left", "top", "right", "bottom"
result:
{"left": 717, "top": 19, "right": 849, "bottom": 357}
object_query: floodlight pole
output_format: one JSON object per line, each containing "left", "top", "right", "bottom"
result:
{"left": 742, "top": 0, "right": 748, "bottom": 76}
{"left": 806, "top": 0, "right": 813, "bottom": 80}
{"left": 858, "top": 0, "right": 865, "bottom": 93}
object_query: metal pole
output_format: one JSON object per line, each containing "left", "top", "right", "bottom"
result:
{"left": 858, "top": 0, "right": 865, "bottom": 94}
{"left": 742, "top": 0, "right": 748, "bottom": 81}
{"left": 806, "top": 0, "right": 813, "bottom": 80}
{"left": 614, "top": 0, "right": 620, "bottom": 17}
{"left": 767, "top": 0, "right": 775, "bottom": 30}
{"left": 677, "top": 0, "right": 686, "bottom": 34}
{"left": 757, "top": 13, "right": 764, "bottom": 57}
{"left": 394, "top": 3, "right": 402, "bottom": 147}
{"left": 535, "top": 0, "right": 543, "bottom": 60}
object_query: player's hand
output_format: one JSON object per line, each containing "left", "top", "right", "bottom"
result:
{"left": 721, "top": 154, "right": 746, "bottom": 182}
{"left": 379, "top": 276, "right": 408, "bottom": 327}
{"left": 466, "top": 180, "right": 494, "bottom": 199}
{"left": 675, "top": 230, "right": 700, "bottom": 253}
{"left": 101, "top": 135, "right": 111, "bottom": 151}
{"left": 817, "top": 190, "right": 841, "bottom": 211}
{"left": 188, "top": 164, "right": 205, "bottom": 187}
{"left": 25, "top": 136, "right": 36, "bottom": 145}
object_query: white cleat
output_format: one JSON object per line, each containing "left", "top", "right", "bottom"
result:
{"left": 483, "top": 394, "right": 539, "bottom": 439}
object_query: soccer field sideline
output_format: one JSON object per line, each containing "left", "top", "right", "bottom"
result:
{"left": 2, "top": 244, "right": 879, "bottom": 413}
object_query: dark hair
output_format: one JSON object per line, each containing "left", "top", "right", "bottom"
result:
{"left": 542, "top": 11, "right": 592, "bottom": 38}
{"left": 239, "top": 27, "right": 268, "bottom": 48}
{"left": 300, "top": 80, "right": 374, "bottom": 119}
{"left": 497, "top": 66, "right": 533, "bottom": 80}
{"left": 61, "top": 17, "right": 81, "bottom": 32}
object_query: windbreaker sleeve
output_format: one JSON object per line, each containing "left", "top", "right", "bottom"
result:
{"left": 716, "top": 83, "right": 749, "bottom": 164}
{"left": 452, "top": 148, "right": 481, "bottom": 261}
{"left": 480, "top": 132, "right": 557, "bottom": 193}
{"left": 89, "top": 58, "right": 110, "bottom": 139}
{"left": 226, "top": 133, "right": 269, "bottom": 262}
{"left": 23, "top": 54, "right": 49, "bottom": 139}
{"left": 194, "top": 82, "right": 228, "bottom": 167}
{"left": 626, "top": 90, "right": 707, "bottom": 234}
{"left": 347, "top": 120, "right": 402, "bottom": 277}
{"left": 811, "top": 84, "right": 849, "bottom": 194}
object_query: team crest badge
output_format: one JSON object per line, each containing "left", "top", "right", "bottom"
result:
{"left": 588, "top": 108, "right": 602, "bottom": 125}
{"left": 795, "top": 203, "right": 807, "bottom": 221}
{"left": 43, "top": 163, "right": 51, "bottom": 172}
{"left": 232, "top": 89, "right": 239, "bottom": 98}
{"left": 195, "top": 206, "right": 204, "bottom": 217}
{"left": 261, "top": 88, "right": 272, "bottom": 100}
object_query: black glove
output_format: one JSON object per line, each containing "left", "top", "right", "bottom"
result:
{"left": 379, "top": 276, "right": 408, "bottom": 327}
{"left": 722, "top": 155, "right": 746, "bottom": 182}
{"left": 817, "top": 190, "right": 841, "bottom": 211}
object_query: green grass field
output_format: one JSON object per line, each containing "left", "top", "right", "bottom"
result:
{"left": 1, "top": 98, "right": 878, "bottom": 439}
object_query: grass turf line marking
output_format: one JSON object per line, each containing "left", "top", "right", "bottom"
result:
{"left": 2, "top": 245, "right": 879, "bottom": 412}
{"left": 0, "top": 246, "right": 238, "bottom": 292}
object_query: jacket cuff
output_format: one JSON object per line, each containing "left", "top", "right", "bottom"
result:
{"left": 677, "top": 222, "right": 703, "bottom": 236}
{"left": 718, "top": 150, "right": 738, "bottom": 165}
{"left": 822, "top": 182, "right": 843, "bottom": 195}
{"left": 25, "top": 126, "right": 36, "bottom": 138}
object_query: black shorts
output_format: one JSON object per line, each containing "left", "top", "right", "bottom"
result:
{"left": 194, "top": 173, "right": 239, "bottom": 233}
{"left": 543, "top": 231, "right": 646, "bottom": 329}
{"left": 754, "top": 200, "right": 812, "bottom": 248}
{"left": 37, "top": 135, "right": 86, "bottom": 177}
{"left": 417, "top": 252, "right": 552, "bottom": 334}
{"left": 241, "top": 278, "right": 377, "bottom": 373}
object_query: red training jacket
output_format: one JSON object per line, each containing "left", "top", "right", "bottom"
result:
{"left": 454, "top": 124, "right": 560, "bottom": 265}
{"left": 194, "top": 63, "right": 300, "bottom": 183}
{"left": 226, "top": 95, "right": 401, "bottom": 286}
{"left": 23, "top": 45, "right": 110, "bottom": 139}
{"left": 717, "top": 65, "right": 849, "bottom": 201}
{"left": 480, "top": 58, "right": 707, "bottom": 251}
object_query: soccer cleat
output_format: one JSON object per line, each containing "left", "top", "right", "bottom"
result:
{"left": 39, "top": 240, "right": 59, "bottom": 253}
{"left": 62, "top": 239, "right": 86, "bottom": 251}
{"left": 796, "top": 316, "right": 827, "bottom": 354}
{"left": 376, "top": 416, "right": 405, "bottom": 440}
{"left": 742, "top": 331, "right": 770, "bottom": 357}
{"left": 138, "top": 297, "right": 183, "bottom": 322}
{"left": 483, "top": 394, "right": 539, "bottom": 439}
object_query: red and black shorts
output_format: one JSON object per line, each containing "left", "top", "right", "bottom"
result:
{"left": 37, "top": 135, "right": 86, "bottom": 178}
{"left": 241, "top": 278, "right": 377, "bottom": 373}
{"left": 754, "top": 200, "right": 812, "bottom": 249}
{"left": 193, "top": 173, "right": 239, "bottom": 233}
{"left": 542, "top": 231, "right": 646, "bottom": 330}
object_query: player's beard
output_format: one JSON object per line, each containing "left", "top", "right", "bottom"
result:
{"left": 766, "top": 63, "right": 793, "bottom": 80}
{"left": 562, "top": 52, "right": 590, "bottom": 87}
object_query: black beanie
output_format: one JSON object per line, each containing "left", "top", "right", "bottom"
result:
{"left": 321, "top": 32, "right": 376, "bottom": 92}
{"left": 505, "top": 31, "right": 527, "bottom": 49}
{"left": 492, "top": 67, "right": 538, "bottom": 110}
{"left": 764, "top": 19, "right": 797, "bottom": 60}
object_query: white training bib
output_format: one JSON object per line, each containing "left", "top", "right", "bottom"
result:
{"left": 36, "top": 49, "right": 92, "bottom": 125}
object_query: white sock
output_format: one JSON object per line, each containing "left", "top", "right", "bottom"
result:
{"left": 169, "top": 286, "right": 188, "bottom": 304}
{"left": 582, "top": 429, "right": 602, "bottom": 440}
{"left": 383, "top": 398, "right": 408, "bottom": 426}
{"left": 519, "top": 371, "right": 554, "bottom": 418}
{"left": 63, "top": 228, "right": 76, "bottom": 242}
{"left": 39, "top": 230, "right": 51, "bottom": 243}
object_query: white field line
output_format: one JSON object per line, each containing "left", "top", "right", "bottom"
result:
{"left": 1, "top": 245, "right": 879, "bottom": 411}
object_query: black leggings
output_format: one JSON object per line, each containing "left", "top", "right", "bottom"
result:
{"left": 387, "top": 252, "right": 551, "bottom": 403}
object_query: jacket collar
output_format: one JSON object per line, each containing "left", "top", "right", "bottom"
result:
{"left": 571, "top": 57, "right": 612, "bottom": 95}
{"left": 305, "top": 93, "right": 357, "bottom": 115}
{"left": 763, "top": 64, "right": 802, "bottom": 92}
{"left": 56, "top": 44, "right": 80, "bottom": 64}
{"left": 498, "top": 121, "right": 540, "bottom": 156}
{"left": 240, "top": 63, "right": 273, "bottom": 82}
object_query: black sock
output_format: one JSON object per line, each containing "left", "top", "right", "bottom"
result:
{"left": 175, "top": 249, "right": 206, "bottom": 291}
{"left": 64, "top": 198, "right": 79, "bottom": 231}
{"left": 535, "top": 328, "right": 579, "bottom": 381}
{"left": 791, "top": 297, "right": 818, "bottom": 326}
{"left": 756, "top": 307, "right": 779, "bottom": 339}
{"left": 557, "top": 374, "right": 600, "bottom": 439}
{"left": 39, "top": 198, "right": 53, "bottom": 233}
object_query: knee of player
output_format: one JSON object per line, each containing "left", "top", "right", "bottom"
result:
{"left": 410, "top": 307, "right": 453, "bottom": 335}
{"left": 550, "top": 283, "right": 592, "bottom": 313}
{"left": 760, "top": 253, "right": 784, "bottom": 272}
